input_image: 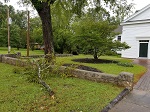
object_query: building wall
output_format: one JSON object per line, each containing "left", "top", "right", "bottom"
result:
{"left": 121, "top": 23, "right": 150, "bottom": 59}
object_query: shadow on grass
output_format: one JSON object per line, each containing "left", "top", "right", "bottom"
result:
{"left": 63, "top": 63, "right": 103, "bottom": 73}
{"left": 72, "top": 58, "right": 118, "bottom": 64}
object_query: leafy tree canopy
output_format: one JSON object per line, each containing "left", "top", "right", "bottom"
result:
{"left": 3, "top": 0, "right": 133, "bottom": 55}
{"left": 72, "top": 15, "right": 130, "bottom": 59}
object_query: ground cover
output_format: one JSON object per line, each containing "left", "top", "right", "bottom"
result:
{"left": 0, "top": 63, "right": 124, "bottom": 111}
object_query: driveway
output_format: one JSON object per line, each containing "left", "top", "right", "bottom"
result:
{"left": 109, "top": 59, "right": 150, "bottom": 112}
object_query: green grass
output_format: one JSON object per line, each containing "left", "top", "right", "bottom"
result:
{"left": 0, "top": 47, "right": 146, "bottom": 111}
{"left": 0, "top": 63, "right": 123, "bottom": 111}
{"left": 0, "top": 47, "right": 146, "bottom": 82}
{"left": 0, "top": 47, "right": 44, "bottom": 56}
{"left": 56, "top": 54, "right": 146, "bottom": 83}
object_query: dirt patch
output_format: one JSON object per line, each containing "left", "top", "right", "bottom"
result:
{"left": 72, "top": 58, "right": 118, "bottom": 64}
{"left": 63, "top": 64, "right": 103, "bottom": 73}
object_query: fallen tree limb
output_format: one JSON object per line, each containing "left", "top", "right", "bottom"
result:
{"left": 36, "top": 60, "right": 55, "bottom": 98}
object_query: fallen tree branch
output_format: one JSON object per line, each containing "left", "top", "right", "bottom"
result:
{"left": 36, "top": 61, "right": 55, "bottom": 98}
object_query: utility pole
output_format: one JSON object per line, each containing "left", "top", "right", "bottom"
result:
{"left": 27, "top": 11, "right": 30, "bottom": 57}
{"left": 7, "top": 7, "right": 11, "bottom": 54}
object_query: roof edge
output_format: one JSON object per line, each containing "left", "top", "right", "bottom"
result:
{"left": 123, "top": 4, "right": 150, "bottom": 23}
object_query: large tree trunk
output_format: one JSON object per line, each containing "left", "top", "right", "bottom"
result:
{"left": 31, "top": 1, "right": 54, "bottom": 55}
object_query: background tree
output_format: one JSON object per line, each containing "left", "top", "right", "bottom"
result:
{"left": 30, "top": 17, "right": 43, "bottom": 44}
{"left": 10, "top": 24, "right": 21, "bottom": 49}
{"left": 0, "top": 2, "right": 28, "bottom": 49}
{"left": 6, "top": 0, "right": 132, "bottom": 55}
{"left": 0, "top": 2, "right": 9, "bottom": 46}
{"left": 30, "top": 17, "right": 43, "bottom": 50}
{"left": 51, "top": 1, "right": 74, "bottom": 54}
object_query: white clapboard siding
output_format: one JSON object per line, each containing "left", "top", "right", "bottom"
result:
{"left": 122, "top": 23, "right": 150, "bottom": 59}
{"left": 121, "top": 4, "right": 150, "bottom": 59}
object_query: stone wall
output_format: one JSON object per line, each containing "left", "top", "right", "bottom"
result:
{"left": 56, "top": 54, "right": 73, "bottom": 57}
{"left": 59, "top": 66, "right": 134, "bottom": 89}
{"left": 1, "top": 56, "right": 27, "bottom": 67}
{"left": 0, "top": 55, "right": 134, "bottom": 89}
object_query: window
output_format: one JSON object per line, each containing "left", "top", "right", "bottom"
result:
{"left": 117, "top": 36, "right": 121, "bottom": 41}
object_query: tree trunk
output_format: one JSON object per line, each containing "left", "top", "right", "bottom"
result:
{"left": 93, "top": 47, "right": 98, "bottom": 59}
{"left": 31, "top": 1, "right": 54, "bottom": 55}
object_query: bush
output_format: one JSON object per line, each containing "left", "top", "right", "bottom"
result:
{"left": 117, "top": 62, "right": 134, "bottom": 67}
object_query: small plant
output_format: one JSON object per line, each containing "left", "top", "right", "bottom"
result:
{"left": 61, "top": 64, "right": 77, "bottom": 78}
{"left": 117, "top": 62, "right": 134, "bottom": 67}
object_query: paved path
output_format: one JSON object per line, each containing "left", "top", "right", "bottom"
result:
{"left": 109, "top": 59, "right": 150, "bottom": 112}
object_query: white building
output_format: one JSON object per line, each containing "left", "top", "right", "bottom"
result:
{"left": 121, "top": 4, "right": 150, "bottom": 59}
{"left": 114, "top": 26, "right": 122, "bottom": 54}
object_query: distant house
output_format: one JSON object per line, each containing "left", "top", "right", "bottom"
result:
{"left": 121, "top": 4, "right": 150, "bottom": 59}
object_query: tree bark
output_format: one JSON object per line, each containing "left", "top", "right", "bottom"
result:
{"left": 93, "top": 47, "right": 98, "bottom": 59}
{"left": 31, "top": 0, "right": 54, "bottom": 55}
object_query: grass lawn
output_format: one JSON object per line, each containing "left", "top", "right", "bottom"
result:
{"left": 0, "top": 47, "right": 44, "bottom": 56}
{"left": 0, "top": 63, "right": 124, "bottom": 112}
{"left": 56, "top": 55, "right": 146, "bottom": 83}
{"left": 0, "top": 47, "right": 146, "bottom": 83}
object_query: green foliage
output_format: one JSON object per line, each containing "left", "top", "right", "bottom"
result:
{"left": 117, "top": 62, "right": 134, "bottom": 67}
{"left": 2, "top": 0, "right": 134, "bottom": 55}
{"left": 30, "top": 17, "right": 43, "bottom": 45}
{"left": 0, "top": 2, "right": 27, "bottom": 48}
{"left": 10, "top": 24, "right": 21, "bottom": 48}
{"left": 0, "top": 27, "right": 7, "bottom": 46}
{"left": 61, "top": 64, "right": 77, "bottom": 78}
{"left": 23, "top": 65, "right": 40, "bottom": 83}
{"left": 23, "top": 55, "right": 75, "bottom": 83}
{"left": 104, "top": 50, "right": 118, "bottom": 56}
{"left": 72, "top": 16, "right": 130, "bottom": 59}
{"left": 53, "top": 28, "right": 73, "bottom": 54}
{"left": 51, "top": 2, "right": 74, "bottom": 54}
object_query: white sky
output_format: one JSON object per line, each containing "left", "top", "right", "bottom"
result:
{"left": 1, "top": 0, "right": 150, "bottom": 16}
{"left": 128, "top": 0, "right": 150, "bottom": 11}
{"left": 0, "top": 0, "right": 37, "bottom": 17}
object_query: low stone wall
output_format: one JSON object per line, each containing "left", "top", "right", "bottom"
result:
{"left": 55, "top": 54, "right": 73, "bottom": 57}
{"left": 0, "top": 55, "right": 134, "bottom": 89}
{"left": 1, "top": 56, "right": 27, "bottom": 67}
{"left": 60, "top": 66, "right": 134, "bottom": 89}
{"left": 17, "top": 54, "right": 72, "bottom": 58}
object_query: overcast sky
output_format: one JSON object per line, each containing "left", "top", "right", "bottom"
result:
{"left": 128, "top": 0, "right": 150, "bottom": 11}
{"left": 0, "top": 0, "right": 36, "bottom": 17}
{"left": 1, "top": 0, "right": 150, "bottom": 15}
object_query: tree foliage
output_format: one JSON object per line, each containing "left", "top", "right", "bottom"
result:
{"left": 72, "top": 16, "right": 130, "bottom": 59}
{"left": 10, "top": 0, "right": 133, "bottom": 54}
{"left": 0, "top": 3, "right": 25, "bottom": 48}
{"left": 3, "top": 0, "right": 133, "bottom": 55}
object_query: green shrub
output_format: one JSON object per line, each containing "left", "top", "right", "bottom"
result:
{"left": 117, "top": 62, "right": 134, "bottom": 67}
